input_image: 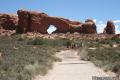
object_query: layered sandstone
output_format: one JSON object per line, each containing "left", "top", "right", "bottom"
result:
{"left": 17, "top": 10, "right": 96, "bottom": 34}
{"left": 1, "top": 10, "right": 116, "bottom": 35}
{"left": 81, "top": 19, "right": 97, "bottom": 34}
{"left": 17, "top": 10, "right": 71, "bottom": 33}
{"left": 0, "top": 14, "right": 18, "bottom": 30}
{"left": 103, "top": 21, "right": 115, "bottom": 34}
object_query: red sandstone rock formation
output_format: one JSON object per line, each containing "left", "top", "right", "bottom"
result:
{"left": 81, "top": 19, "right": 97, "bottom": 34}
{"left": 0, "top": 14, "right": 18, "bottom": 30}
{"left": 17, "top": 10, "right": 97, "bottom": 34}
{"left": 17, "top": 10, "right": 85, "bottom": 34}
{"left": 0, "top": 10, "right": 117, "bottom": 35}
{"left": 103, "top": 21, "right": 115, "bottom": 34}
{"left": 18, "top": 10, "right": 69, "bottom": 33}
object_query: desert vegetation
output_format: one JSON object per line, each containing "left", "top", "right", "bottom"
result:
{"left": 0, "top": 35, "right": 66, "bottom": 80}
{"left": 77, "top": 37, "right": 120, "bottom": 76}
{"left": 0, "top": 33, "right": 120, "bottom": 80}
{"left": 87, "top": 47, "right": 120, "bottom": 73}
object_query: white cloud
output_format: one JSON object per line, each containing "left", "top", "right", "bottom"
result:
{"left": 115, "top": 25, "right": 120, "bottom": 34}
{"left": 114, "top": 20, "right": 120, "bottom": 24}
{"left": 114, "top": 20, "right": 120, "bottom": 34}
{"left": 93, "top": 19, "right": 97, "bottom": 23}
{"left": 98, "top": 21, "right": 103, "bottom": 24}
{"left": 96, "top": 20, "right": 120, "bottom": 34}
{"left": 94, "top": 19, "right": 105, "bottom": 33}
{"left": 96, "top": 23, "right": 106, "bottom": 33}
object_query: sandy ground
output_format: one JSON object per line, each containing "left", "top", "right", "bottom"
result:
{"left": 34, "top": 50, "right": 115, "bottom": 80}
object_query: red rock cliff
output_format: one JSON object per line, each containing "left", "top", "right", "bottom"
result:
{"left": 17, "top": 10, "right": 97, "bottom": 34}
{"left": 17, "top": 10, "right": 73, "bottom": 33}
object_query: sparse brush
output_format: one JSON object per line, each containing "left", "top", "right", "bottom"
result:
{"left": 87, "top": 47, "right": 120, "bottom": 74}
{"left": 78, "top": 47, "right": 89, "bottom": 61}
{"left": 0, "top": 35, "right": 59, "bottom": 80}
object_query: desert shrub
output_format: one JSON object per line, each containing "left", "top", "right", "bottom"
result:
{"left": 111, "top": 37, "right": 120, "bottom": 43}
{"left": 73, "top": 39, "right": 100, "bottom": 48}
{"left": 27, "top": 38, "right": 71, "bottom": 47}
{"left": 100, "top": 37, "right": 120, "bottom": 45}
{"left": 76, "top": 39, "right": 120, "bottom": 75}
{"left": 87, "top": 47, "right": 120, "bottom": 73}
{"left": 0, "top": 35, "right": 59, "bottom": 80}
{"left": 78, "top": 47, "right": 89, "bottom": 61}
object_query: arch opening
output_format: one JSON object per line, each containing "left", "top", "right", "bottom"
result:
{"left": 47, "top": 25, "right": 57, "bottom": 34}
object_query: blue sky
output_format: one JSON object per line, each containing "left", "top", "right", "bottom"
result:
{"left": 0, "top": 0, "right": 120, "bottom": 33}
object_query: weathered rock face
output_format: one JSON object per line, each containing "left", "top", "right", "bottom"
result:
{"left": 0, "top": 14, "right": 18, "bottom": 30}
{"left": 17, "top": 10, "right": 71, "bottom": 33}
{"left": 17, "top": 10, "right": 30, "bottom": 32}
{"left": 81, "top": 19, "right": 97, "bottom": 34}
{"left": 103, "top": 21, "right": 115, "bottom": 34}
{"left": 0, "top": 10, "right": 117, "bottom": 35}
{"left": 58, "top": 18, "right": 83, "bottom": 33}
{"left": 17, "top": 10, "right": 86, "bottom": 34}
{"left": 17, "top": 10, "right": 97, "bottom": 34}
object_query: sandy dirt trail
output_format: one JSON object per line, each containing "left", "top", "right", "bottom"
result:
{"left": 35, "top": 50, "right": 115, "bottom": 80}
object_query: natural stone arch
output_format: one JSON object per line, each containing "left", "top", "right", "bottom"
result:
{"left": 47, "top": 25, "right": 57, "bottom": 34}
{"left": 17, "top": 10, "right": 71, "bottom": 34}
{"left": 17, "top": 10, "right": 97, "bottom": 34}
{"left": 46, "top": 17, "right": 71, "bottom": 33}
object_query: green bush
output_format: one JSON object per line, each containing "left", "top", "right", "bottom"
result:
{"left": 111, "top": 37, "right": 120, "bottom": 43}
{"left": 27, "top": 38, "right": 72, "bottom": 47}
{"left": 78, "top": 48, "right": 89, "bottom": 61}
{"left": 100, "top": 37, "right": 120, "bottom": 45}
{"left": 87, "top": 47, "right": 120, "bottom": 73}
{"left": 0, "top": 35, "right": 59, "bottom": 80}
{"left": 76, "top": 38, "right": 120, "bottom": 75}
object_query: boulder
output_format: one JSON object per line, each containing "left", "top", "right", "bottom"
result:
{"left": 0, "top": 14, "right": 18, "bottom": 30}
{"left": 103, "top": 20, "right": 115, "bottom": 34}
{"left": 81, "top": 19, "right": 97, "bottom": 34}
